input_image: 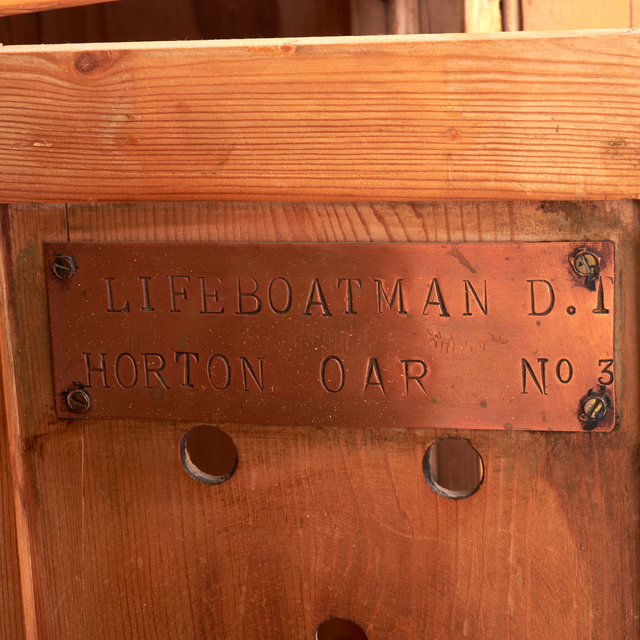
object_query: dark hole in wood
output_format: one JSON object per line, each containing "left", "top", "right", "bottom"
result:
{"left": 423, "top": 438, "right": 483, "bottom": 499}
{"left": 314, "top": 618, "right": 368, "bottom": 640}
{"left": 180, "top": 425, "right": 238, "bottom": 485}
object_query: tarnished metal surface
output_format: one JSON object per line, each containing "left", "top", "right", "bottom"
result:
{"left": 45, "top": 242, "right": 615, "bottom": 431}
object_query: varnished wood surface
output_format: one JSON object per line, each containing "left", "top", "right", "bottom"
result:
{"left": 0, "top": 200, "right": 637, "bottom": 639}
{"left": 0, "top": 0, "right": 351, "bottom": 45}
{"left": 0, "top": 203, "right": 68, "bottom": 640}
{"left": 0, "top": 0, "right": 118, "bottom": 18}
{"left": 1, "top": 32, "right": 640, "bottom": 203}
{"left": 0, "top": 372, "right": 25, "bottom": 640}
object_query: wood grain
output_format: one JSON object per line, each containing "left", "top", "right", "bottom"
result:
{"left": 1, "top": 199, "right": 637, "bottom": 639}
{"left": 0, "top": 203, "right": 69, "bottom": 640}
{"left": 0, "top": 0, "right": 119, "bottom": 18}
{"left": 2, "top": 31, "right": 640, "bottom": 204}
{"left": 0, "top": 357, "right": 26, "bottom": 640}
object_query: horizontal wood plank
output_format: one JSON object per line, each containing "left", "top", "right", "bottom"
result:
{"left": 0, "top": 0, "right": 119, "bottom": 18}
{"left": 0, "top": 31, "right": 640, "bottom": 202}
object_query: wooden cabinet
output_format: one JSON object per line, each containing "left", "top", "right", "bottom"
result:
{"left": 0, "top": 25, "right": 639, "bottom": 640}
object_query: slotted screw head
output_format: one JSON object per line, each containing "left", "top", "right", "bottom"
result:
{"left": 52, "top": 256, "right": 76, "bottom": 280}
{"left": 572, "top": 251, "right": 599, "bottom": 277}
{"left": 66, "top": 389, "right": 91, "bottom": 413}
{"left": 581, "top": 396, "right": 607, "bottom": 422}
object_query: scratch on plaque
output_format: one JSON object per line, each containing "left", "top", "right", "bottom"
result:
{"left": 448, "top": 245, "right": 477, "bottom": 274}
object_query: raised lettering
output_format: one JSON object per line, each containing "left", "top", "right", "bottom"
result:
{"left": 139, "top": 277, "right": 154, "bottom": 311}
{"left": 363, "top": 358, "right": 385, "bottom": 395}
{"left": 521, "top": 357, "right": 548, "bottom": 394}
{"left": 236, "top": 277, "right": 262, "bottom": 315}
{"left": 114, "top": 353, "right": 138, "bottom": 388}
{"left": 527, "top": 280, "right": 555, "bottom": 316}
{"left": 104, "top": 278, "right": 130, "bottom": 313}
{"left": 175, "top": 351, "right": 199, "bottom": 388}
{"left": 302, "top": 279, "right": 332, "bottom": 317}
{"left": 320, "top": 355, "right": 344, "bottom": 393}
{"left": 268, "top": 277, "right": 292, "bottom": 315}
{"left": 422, "top": 279, "right": 450, "bottom": 317}
{"left": 141, "top": 353, "right": 169, "bottom": 389}
{"left": 337, "top": 278, "right": 361, "bottom": 315}
{"left": 198, "top": 277, "right": 224, "bottom": 314}
{"left": 374, "top": 279, "right": 407, "bottom": 315}
{"left": 82, "top": 352, "right": 109, "bottom": 388}
{"left": 463, "top": 280, "right": 487, "bottom": 316}
{"left": 168, "top": 276, "right": 190, "bottom": 313}
{"left": 207, "top": 354, "right": 231, "bottom": 390}
{"left": 240, "top": 357, "right": 264, "bottom": 391}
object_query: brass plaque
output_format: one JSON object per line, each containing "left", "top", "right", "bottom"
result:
{"left": 45, "top": 242, "right": 615, "bottom": 431}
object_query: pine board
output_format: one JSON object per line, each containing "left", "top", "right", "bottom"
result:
{"left": 0, "top": 199, "right": 637, "bottom": 639}
{"left": 1, "top": 31, "right": 640, "bottom": 203}
{"left": 0, "top": 370, "right": 26, "bottom": 640}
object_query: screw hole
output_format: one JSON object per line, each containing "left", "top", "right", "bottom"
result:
{"left": 180, "top": 425, "right": 238, "bottom": 485}
{"left": 422, "top": 437, "right": 483, "bottom": 499}
{"left": 314, "top": 618, "right": 368, "bottom": 640}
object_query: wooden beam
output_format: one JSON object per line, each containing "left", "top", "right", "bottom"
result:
{"left": 1, "top": 31, "right": 639, "bottom": 203}
{"left": 0, "top": 0, "right": 119, "bottom": 18}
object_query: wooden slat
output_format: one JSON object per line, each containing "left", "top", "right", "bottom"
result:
{"left": 0, "top": 0, "right": 119, "bottom": 18}
{"left": 464, "top": 0, "right": 501, "bottom": 32}
{"left": 0, "top": 362, "right": 26, "bottom": 640}
{"left": 349, "top": 0, "right": 388, "bottom": 35}
{"left": 0, "top": 203, "right": 69, "bottom": 640}
{"left": 522, "top": 0, "right": 631, "bottom": 31}
{"left": 419, "top": 0, "right": 464, "bottom": 33}
{"left": 1, "top": 31, "right": 640, "bottom": 203}
{"left": 2, "top": 199, "right": 638, "bottom": 639}
{"left": 501, "top": 0, "right": 521, "bottom": 31}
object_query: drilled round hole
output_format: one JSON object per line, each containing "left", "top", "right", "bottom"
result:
{"left": 423, "top": 437, "right": 483, "bottom": 499}
{"left": 314, "top": 618, "right": 368, "bottom": 640}
{"left": 180, "top": 425, "right": 238, "bottom": 485}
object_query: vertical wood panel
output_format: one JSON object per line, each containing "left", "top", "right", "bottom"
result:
{"left": 0, "top": 203, "right": 69, "bottom": 640}
{"left": 522, "top": 0, "right": 632, "bottom": 30}
{"left": 0, "top": 200, "right": 636, "bottom": 639}
{"left": 0, "top": 372, "right": 26, "bottom": 640}
{"left": 350, "top": 0, "right": 464, "bottom": 34}
{"left": 464, "top": 0, "right": 501, "bottom": 32}
{"left": 0, "top": 0, "right": 350, "bottom": 45}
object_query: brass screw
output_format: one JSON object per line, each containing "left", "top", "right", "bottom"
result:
{"left": 52, "top": 255, "right": 76, "bottom": 280}
{"left": 572, "top": 251, "right": 599, "bottom": 278}
{"left": 66, "top": 389, "right": 91, "bottom": 413}
{"left": 581, "top": 396, "right": 607, "bottom": 423}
